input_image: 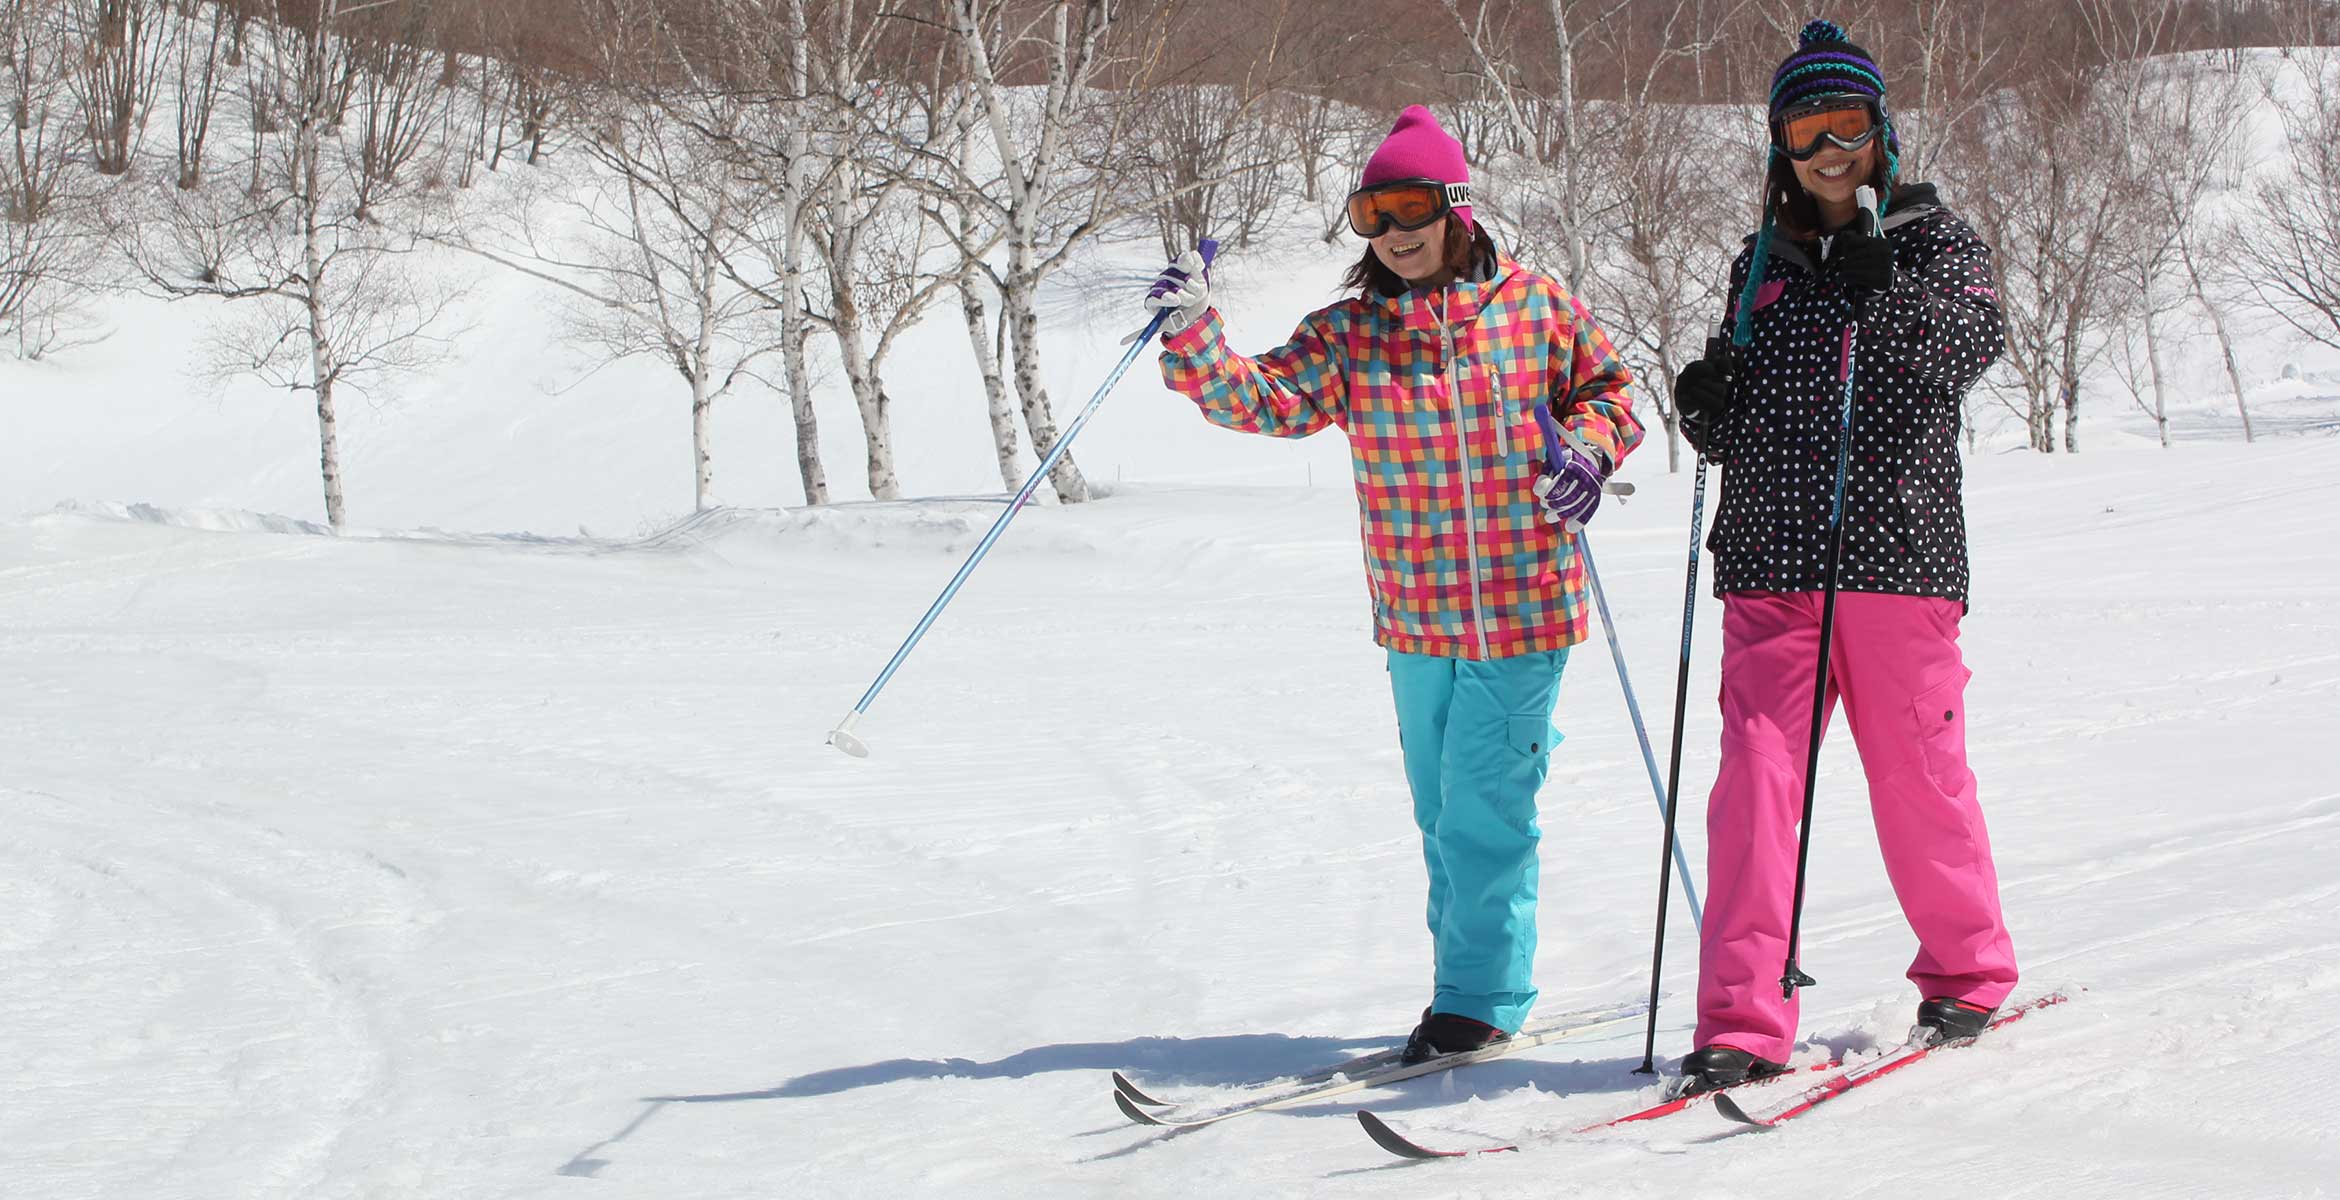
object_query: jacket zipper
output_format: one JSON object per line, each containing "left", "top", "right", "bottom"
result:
{"left": 1440, "top": 293, "right": 1491, "bottom": 659}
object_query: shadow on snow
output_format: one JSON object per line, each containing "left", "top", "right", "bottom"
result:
{"left": 646, "top": 1030, "right": 1406, "bottom": 1103}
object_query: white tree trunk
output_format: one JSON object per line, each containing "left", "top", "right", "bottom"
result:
{"left": 949, "top": 0, "right": 1102, "bottom": 505}
{"left": 1005, "top": 238, "right": 1085, "bottom": 503}
{"left": 959, "top": 267, "right": 1018, "bottom": 491}
{"left": 2185, "top": 252, "right": 2255, "bottom": 444}
{"left": 780, "top": 187, "right": 827, "bottom": 503}
{"left": 779, "top": 0, "right": 828, "bottom": 505}
{"left": 2141, "top": 309, "right": 2171, "bottom": 448}
{"left": 690, "top": 365, "right": 715, "bottom": 511}
{"left": 1546, "top": 0, "right": 1590, "bottom": 293}
{"left": 828, "top": 266, "right": 900, "bottom": 501}
{"left": 690, "top": 215, "right": 723, "bottom": 512}
{"left": 1655, "top": 319, "right": 1683, "bottom": 474}
{"left": 783, "top": 319, "right": 827, "bottom": 505}
{"left": 297, "top": 85, "right": 344, "bottom": 531}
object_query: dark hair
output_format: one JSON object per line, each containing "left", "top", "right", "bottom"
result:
{"left": 1766, "top": 144, "right": 1894, "bottom": 240}
{"left": 1342, "top": 216, "right": 1496, "bottom": 297}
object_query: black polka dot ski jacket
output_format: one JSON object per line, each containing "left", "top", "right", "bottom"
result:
{"left": 1706, "top": 182, "right": 2005, "bottom": 606}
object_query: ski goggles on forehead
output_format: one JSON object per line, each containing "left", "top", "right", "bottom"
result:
{"left": 1345, "top": 178, "right": 1470, "bottom": 238}
{"left": 1772, "top": 96, "right": 1881, "bottom": 161}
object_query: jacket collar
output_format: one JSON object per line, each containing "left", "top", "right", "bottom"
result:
{"left": 1380, "top": 252, "right": 1522, "bottom": 335}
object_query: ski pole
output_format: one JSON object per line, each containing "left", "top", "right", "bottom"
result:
{"left": 827, "top": 241, "right": 1217, "bottom": 758}
{"left": 1634, "top": 445, "right": 1710, "bottom": 1074}
{"left": 1778, "top": 187, "right": 1881, "bottom": 999}
{"left": 1533, "top": 408, "right": 1703, "bottom": 929}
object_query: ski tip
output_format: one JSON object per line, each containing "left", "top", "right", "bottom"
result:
{"left": 1111, "top": 1071, "right": 1169, "bottom": 1108}
{"left": 1710, "top": 1092, "right": 1769, "bottom": 1128}
{"left": 1358, "top": 1111, "right": 1458, "bottom": 1160}
{"left": 1114, "top": 1089, "right": 1173, "bottom": 1127}
{"left": 1358, "top": 1111, "right": 1513, "bottom": 1160}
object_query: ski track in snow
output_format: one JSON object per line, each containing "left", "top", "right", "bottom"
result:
{"left": 3, "top": 434, "right": 2339, "bottom": 1197}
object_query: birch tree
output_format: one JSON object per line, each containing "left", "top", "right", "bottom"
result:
{"left": 458, "top": 96, "right": 783, "bottom": 514}
{"left": 62, "top": 0, "right": 169, "bottom": 176}
{"left": 3, "top": 0, "right": 105, "bottom": 357}
{"left": 1953, "top": 71, "right": 2133, "bottom": 454}
{"left": 2235, "top": 45, "right": 2340, "bottom": 421}
{"left": 630, "top": 0, "right": 830, "bottom": 506}
{"left": 2098, "top": 12, "right": 2250, "bottom": 447}
{"left": 924, "top": 90, "right": 1020, "bottom": 490}
{"left": 727, "top": 0, "right": 950, "bottom": 503}
{"left": 944, "top": 0, "right": 1125, "bottom": 504}
{"left": 1438, "top": 0, "right": 1603, "bottom": 293}
{"left": 132, "top": 0, "right": 467, "bottom": 530}
{"left": 171, "top": 0, "right": 234, "bottom": 188}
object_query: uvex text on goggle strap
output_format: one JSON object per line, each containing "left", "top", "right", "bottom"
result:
{"left": 1772, "top": 97, "right": 1880, "bottom": 161}
{"left": 1346, "top": 178, "right": 1471, "bottom": 238}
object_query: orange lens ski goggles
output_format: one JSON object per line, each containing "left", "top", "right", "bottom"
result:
{"left": 1772, "top": 97, "right": 1880, "bottom": 161}
{"left": 1345, "top": 178, "right": 1471, "bottom": 238}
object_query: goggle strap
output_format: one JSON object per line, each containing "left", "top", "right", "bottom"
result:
{"left": 1444, "top": 182, "right": 1471, "bottom": 207}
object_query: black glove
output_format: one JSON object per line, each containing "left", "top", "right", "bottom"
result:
{"left": 1826, "top": 225, "right": 1895, "bottom": 298}
{"left": 1674, "top": 338, "right": 1737, "bottom": 458}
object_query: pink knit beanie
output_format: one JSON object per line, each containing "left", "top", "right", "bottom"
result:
{"left": 1359, "top": 105, "right": 1473, "bottom": 230}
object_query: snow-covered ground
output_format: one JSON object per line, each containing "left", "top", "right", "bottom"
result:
{"left": 5, "top": 411, "right": 2338, "bottom": 1196}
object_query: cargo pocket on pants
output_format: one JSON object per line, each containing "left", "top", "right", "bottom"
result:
{"left": 1508, "top": 715, "right": 1560, "bottom": 758}
{"left": 1910, "top": 668, "right": 1974, "bottom": 792}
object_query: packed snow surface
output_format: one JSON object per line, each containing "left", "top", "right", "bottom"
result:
{"left": 5, "top": 426, "right": 2337, "bottom": 1197}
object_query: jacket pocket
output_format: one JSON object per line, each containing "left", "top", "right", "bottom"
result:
{"left": 1909, "top": 668, "right": 1974, "bottom": 793}
{"left": 1894, "top": 476, "right": 1938, "bottom": 558}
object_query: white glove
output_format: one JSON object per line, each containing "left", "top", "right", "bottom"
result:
{"left": 1141, "top": 249, "right": 1211, "bottom": 339}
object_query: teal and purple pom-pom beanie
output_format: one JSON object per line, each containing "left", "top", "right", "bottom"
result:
{"left": 1768, "top": 19, "right": 1900, "bottom": 180}
{"left": 1732, "top": 19, "right": 1900, "bottom": 349}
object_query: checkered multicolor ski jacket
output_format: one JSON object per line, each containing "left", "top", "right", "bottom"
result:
{"left": 1159, "top": 255, "right": 1642, "bottom": 659}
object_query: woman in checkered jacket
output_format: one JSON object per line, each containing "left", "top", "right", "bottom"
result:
{"left": 1144, "top": 104, "right": 1643, "bottom": 1062}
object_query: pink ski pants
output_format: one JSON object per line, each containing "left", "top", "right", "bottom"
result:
{"left": 1696, "top": 590, "right": 2018, "bottom": 1063}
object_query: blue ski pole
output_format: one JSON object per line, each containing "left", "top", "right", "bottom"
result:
{"left": 1533, "top": 405, "right": 1704, "bottom": 929}
{"left": 827, "top": 241, "right": 1217, "bottom": 757}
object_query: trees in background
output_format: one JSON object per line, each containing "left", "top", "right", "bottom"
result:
{"left": 2236, "top": 44, "right": 2340, "bottom": 433}
{"left": 10, "top": 0, "right": 2340, "bottom": 529}
{"left": 3, "top": 0, "right": 109, "bottom": 356}
{"left": 132, "top": 0, "right": 467, "bottom": 530}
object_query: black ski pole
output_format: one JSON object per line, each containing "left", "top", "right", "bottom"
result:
{"left": 1779, "top": 185, "right": 1881, "bottom": 1000}
{"left": 1634, "top": 441, "right": 1712, "bottom": 1075}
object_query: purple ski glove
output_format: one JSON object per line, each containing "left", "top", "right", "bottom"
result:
{"left": 1534, "top": 441, "right": 1609, "bottom": 528}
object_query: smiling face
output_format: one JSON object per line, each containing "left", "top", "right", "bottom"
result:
{"left": 1371, "top": 215, "right": 1451, "bottom": 284}
{"left": 1789, "top": 137, "right": 1881, "bottom": 230}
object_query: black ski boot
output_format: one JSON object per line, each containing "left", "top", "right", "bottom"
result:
{"left": 1915, "top": 996, "right": 1996, "bottom": 1044}
{"left": 1400, "top": 1008, "right": 1510, "bottom": 1064}
{"left": 1676, "top": 1045, "right": 1787, "bottom": 1096}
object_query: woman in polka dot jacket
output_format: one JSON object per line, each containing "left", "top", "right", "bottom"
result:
{"left": 1668, "top": 20, "right": 2020, "bottom": 1094}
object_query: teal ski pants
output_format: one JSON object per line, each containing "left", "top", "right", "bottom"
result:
{"left": 1387, "top": 647, "right": 1569, "bottom": 1033}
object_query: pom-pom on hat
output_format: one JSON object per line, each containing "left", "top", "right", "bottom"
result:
{"left": 1360, "top": 104, "right": 1474, "bottom": 230}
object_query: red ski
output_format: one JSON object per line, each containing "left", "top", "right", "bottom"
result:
{"left": 1356, "top": 1060, "right": 1839, "bottom": 1160}
{"left": 1712, "top": 991, "right": 2070, "bottom": 1129}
